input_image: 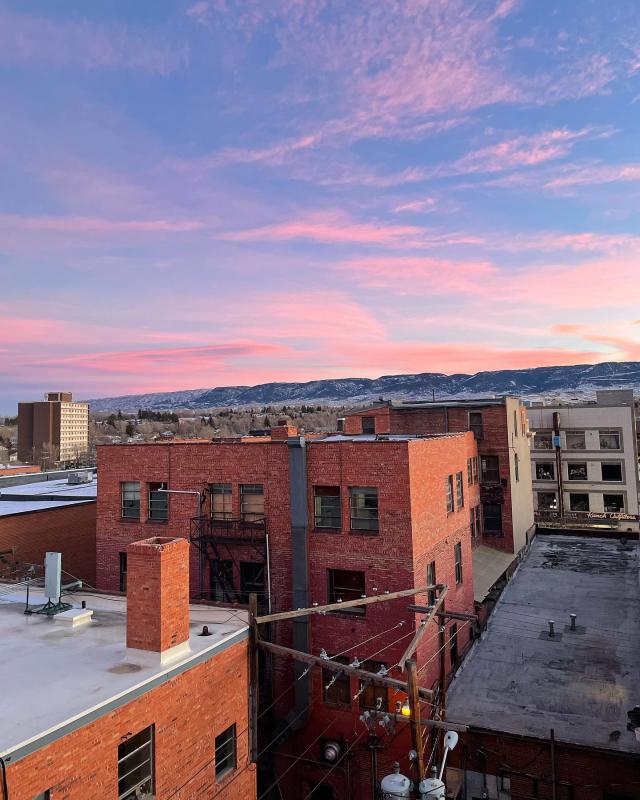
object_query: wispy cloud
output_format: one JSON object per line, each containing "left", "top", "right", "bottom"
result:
{"left": 0, "top": 8, "right": 189, "bottom": 74}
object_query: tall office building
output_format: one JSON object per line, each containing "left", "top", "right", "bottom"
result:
{"left": 18, "top": 392, "right": 89, "bottom": 464}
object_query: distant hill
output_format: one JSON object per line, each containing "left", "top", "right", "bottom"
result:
{"left": 86, "top": 361, "right": 640, "bottom": 412}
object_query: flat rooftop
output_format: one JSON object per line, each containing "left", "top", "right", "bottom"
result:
{"left": 0, "top": 587, "right": 248, "bottom": 761}
{"left": 0, "top": 476, "right": 97, "bottom": 517}
{"left": 447, "top": 535, "right": 640, "bottom": 755}
{"left": 316, "top": 432, "right": 468, "bottom": 443}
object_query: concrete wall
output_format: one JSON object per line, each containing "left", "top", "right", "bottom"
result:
{"left": 504, "top": 397, "right": 535, "bottom": 553}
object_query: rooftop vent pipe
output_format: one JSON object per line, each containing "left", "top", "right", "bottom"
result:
{"left": 570, "top": 613, "right": 577, "bottom": 631}
{"left": 548, "top": 620, "right": 555, "bottom": 638}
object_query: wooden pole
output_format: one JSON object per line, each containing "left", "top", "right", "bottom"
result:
{"left": 255, "top": 584, "right": 443, "bottom": 625}
{"left": 398, "top": 588, "right": 448, "bottom": 669}
{"left": 550, "top": 727, "right": 556, "bottom": 800}
{"left": 258, "top": 638, "right": 434, "bottom": 700}
{"left": 438, "top": 595, "right": 447, "bottom": 763}
{"left": 407, "top": 659, "right": 425, "bottom": 782}
{"left": 248, "top": 592, "right": 259, "bottom": 763}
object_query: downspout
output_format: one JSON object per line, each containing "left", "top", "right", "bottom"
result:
{"left": 287, "top": 434, "right": 310, "bottom": 723}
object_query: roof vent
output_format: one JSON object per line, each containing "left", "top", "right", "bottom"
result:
{"left": 539, "top": 618, "right": 562, "bottom": 642}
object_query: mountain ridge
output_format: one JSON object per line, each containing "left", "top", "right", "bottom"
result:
{"left": 86, "top": 361, "right": 640, "bottom": 412}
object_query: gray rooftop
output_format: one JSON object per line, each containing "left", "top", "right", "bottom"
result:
{"left": 0, "top": 587, "right": 248, "bottom": 762}
{"left": 0, "top": 476, "right": 97, "bottom": 517}
{"left": 447, "top": 535, "right": 640, "bottom": 755}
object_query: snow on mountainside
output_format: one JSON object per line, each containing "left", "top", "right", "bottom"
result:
{"left": 86, "top": 362, "right": 640, "bottom": 412}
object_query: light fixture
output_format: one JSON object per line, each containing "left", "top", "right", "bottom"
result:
{"left": 401, "top": 700, "right": 411, "bottom": 717}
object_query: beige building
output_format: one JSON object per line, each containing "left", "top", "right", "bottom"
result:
{"left": 18, "top": 392, "right": 89, "bottom": 464}
{"left": 528, "top": 390, "right": 640, "bottom": 533}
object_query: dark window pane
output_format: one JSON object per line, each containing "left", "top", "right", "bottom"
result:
{"left": 599, "top": 431, "right": 621, "bottom": 450}
{"left": 315, "top": 486, "right": 341, "bottom": 529}
{"left": 567, "top": 463, "right": 587, "bottom": 481}
{"left": 211, "top": 483, "right": 232, "bottom": 520}
{"left": 537, "top": 492, "right": 557, "bottom": 511}
{"left": 118, "top": 726, "right": 154, "bottom": 800}
{"left": 603, "top": 494, "right": 624, "bottom": 512}
{"left": 565, "top": 431, "right": 585, "bottom": 450}
{"left": 533, "top": 432, "right": 553, "bottom": 450}
{"left": 454, "top": 542, "right": 463, "bottom": 584}
{"left": 569, "top": 493, "right": 589, "bottom": 512}
{"left": 210, "top": 559, "right": 234, "bottom": 602}
{"left": 535, "top": 462, "right": 555, "bottom": 481}
{"left": 359, "top": 661, "right": 388, "bottom": 710}
{"left": 469, "top": 412, "right": 483, "bottom": 440}
{"left": 148, "top": 482, "right": 168, "bottom": 521}
{"left": 328, "top": 569, "right": 365, "bottom": 615}
{"left": 323, "top": 656, "right": 350, "bottom": 706}
{"left": 121, "top": 481, "right": 140, "bottom": 519}
{"left": 601, "top": 462, "right": 623, "bottom": 482}
{"left": 349, "top": 487, "right": 379, "bottom": 532}
{"left": 481, "top": 456, "right": 500, "bottom": 484}
{"left": 361, "top": 416, "right": 375, "bottom": 434}
{"left": 215, "top": 724, "right": 236, "bottom": 779}
{"left": 240, "top": 561, "right": 265, "bottom": 603}
{"left": 427, "top": 561, "right": 436, "bottom": 606}
{"left": 483, "top": 504, "right": 503, "bottom": 535}
{"left": 119, "top": 553, "right": 127, "bottom": 593}
{"left": 446, "top": 475, "right": 454, "bottom": 513}
{"left": 455, "top": 471, "right": 464, "bottom": 510}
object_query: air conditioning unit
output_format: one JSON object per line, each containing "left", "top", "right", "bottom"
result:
{"left": 68, "top": 471, "right": 92, "bottom": 485}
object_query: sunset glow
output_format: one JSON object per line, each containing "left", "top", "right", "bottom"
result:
{"left": 1, "top": 0, "right": 640, "bottom": 410}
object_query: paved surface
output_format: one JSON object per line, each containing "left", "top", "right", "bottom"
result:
{"left": 448, "top": 535, "right": 640, "bottom": 754}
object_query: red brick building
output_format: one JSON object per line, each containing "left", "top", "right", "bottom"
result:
{"left": 96, "top": 426, "right": 479, "bottom": 798}
{"left": 0, "top": 536, "right": 255, "bottom": 800}
{"left": 344, "top": 399, "right": 535, "bottom": 604}
{"left": 0, "top": 472, "right": 97, "bottom": 584}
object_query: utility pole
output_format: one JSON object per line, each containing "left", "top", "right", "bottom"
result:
{"left": 407, "top": 659, "right": 425, "bottom": 783}
{"left": 438, "top": 594, "right": 447, "bottom": 764}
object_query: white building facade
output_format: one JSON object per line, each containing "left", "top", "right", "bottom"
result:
{"left": 528, "top": 390, "right": 639, "bottom": 533}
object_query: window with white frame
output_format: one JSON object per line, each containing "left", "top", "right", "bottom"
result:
{"left": 120, "top": 482, "right": 140, "bottom": 519}
{"left": 599, "top": 430, "right": 621, "bottom": 450}
{"left": 565, "top": 430, "right": 586, "bottom": 450}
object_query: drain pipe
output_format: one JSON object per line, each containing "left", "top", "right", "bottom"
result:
{"left": 288, "top": 433, "right": 310, "bottom": 723}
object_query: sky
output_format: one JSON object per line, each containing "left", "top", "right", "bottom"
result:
{"left": 1, "top": 0, "right": 640, "bottom": 412}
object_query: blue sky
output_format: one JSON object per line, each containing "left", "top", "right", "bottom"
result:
{"left": 1, "top": 0, "right": 639, "bottom": 412}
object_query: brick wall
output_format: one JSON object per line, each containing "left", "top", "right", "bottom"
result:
{"left": 0, "top": 502, "right": 96, "bottom": 584}
{"left": 6, "top": 638, "right": 256, "bottom": 800}
{"left": 0, "top": 466, "right": 40, "bottom": 477}
{"left": 451, "top": 729, "right": 640, "bottom": 799}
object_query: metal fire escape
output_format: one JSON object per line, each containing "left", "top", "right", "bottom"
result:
{"left": 189, "top": 513, "right": 270, "bottom": 613}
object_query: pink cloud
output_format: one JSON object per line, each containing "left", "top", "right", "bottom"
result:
{"left": 219, "top": 212, "right": 426, "bottom": 247}
{"left": 551, "top": 322, "right": 640, "bottom": 361}
{"left": 544, "top": 163, "right": 640, "bottom": 190}
{"left": 0, "top": 214, "right": 204, "bottom": 236}
{"left": 0, "top": 9, "right": 189, "bottom": 74}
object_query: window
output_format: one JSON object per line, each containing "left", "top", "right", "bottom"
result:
{"left": 469, "top": 411, "right": 483, "bottom": 440}
{"left": 601, "top": 462, "right": 623, "bottom": 482}
{"left": 569, "top": 493, "right": 589, "bottom": 512}
{"left": 535, "top": 462, "right": 555, "bottom": 481}
{"left": 472, "top": 457, "right": 479, "bottom": 484}
{"left": 240, "top": 484, "right": 264, "bottom": 521}
{"left": 215, "top": 724, "right": 237, "bottom": 780}
{"left": 119, "top": 553, "right": 127, "bottom": 593}
{"left": 481, "top": 455, "right": 500, "bottom": 484}
{"left": 349, "top": 487, "right": 379, "bottom": 532}
{"left": 240, "top": 562, "right": 265, "bottom": 603}
{"left": 566, "top": 430, "right": 586, "bottom": 450}
{"left": 537, "top": 492, "right": 558, "bottom": 511}
{"left": 514, "top": 454, "right": 520, "bottom": 482}
{"left": 361, "top": 416, "right": 375, "bottom": 434}
{"left": 121, "top": 481, "right": 140, "bottom": 519}
{"left": 450, "top": 623, "right": 459, "bottom": 669}
{"left": 603, "top": 494, "right": 625, "bottom": 512}
{"left": 599, "top": 430, "right": 621, "bottom": 450}
{"left": 32, "top": 793, "right": 51, "bottom": 800}
{"left": 118, "top": 725, "right": 154, "bottom": 800}
{"left": 210, "top": 559, "right": 233, "bottom": 602}
{"left": 467, "top": 458, "right": 473, "bottom": 486}
{"left": 455, "top": 471, "right": 464, "bottom": 510}
{"left": 513, "top": 410, "right": 518, "bottom": 437}
{"left": 323, "top": 656, "right": 350, "bottom": 706}
{"left": 454, "top": 542, "right": 462, "bottom": 585}
{"left": 470, "top": 507, "right": 478, "bottom": 541}
{"left": 427, "top": 561, "right": 436, "bottom": 606}
{"left": 328, "top": 569, "right": 365, "bottom": 615}
{"left": 445, "top": 475, "right": 454, "bottom": 513}
{"left": 567, "top": 462, "right": 587, "bottom": 481}
{"left": 483, "top": 503, "right": 503, "bottom": 535}
{"left": 148, "top": 482, "right": 168, "bottom": 521}
{"left": 474, "top": 505, "right": 482, "bottom": 537}
{"left": 359, "top": 661, "right": 388, "bottom": 710}
{"left": 211, "top": 483, "right": 232, "bottom": 520}
{"left": 314, "top": 486, "right": 341, "bottom": 529}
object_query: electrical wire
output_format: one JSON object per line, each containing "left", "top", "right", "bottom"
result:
{"left": 416, "top": 620, "right": 472, "bottom": 676}
{"left": 301, "top": 729, "right": 368, "bottom": 800}
{"left": 256, "top": 720, "right": 335, "bottom": 800}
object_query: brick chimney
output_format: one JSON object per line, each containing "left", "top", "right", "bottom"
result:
{"left": 271, "top": 419, "right": 298, "bottom": 440}
{"left": 126, "top": 537, "right": 190, "bottom": 656}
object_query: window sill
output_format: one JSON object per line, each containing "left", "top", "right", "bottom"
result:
{"left": 349, "top": 529, "right": 379, "bottom": 536}
{"left": 120, "top": 517, "right": 141, "bottom": 523}
{"left": 146, "top": 519, "right": 168, "bottom": 524}
{"left": 313, "top": 527, "right": 342, "bottom": 534}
